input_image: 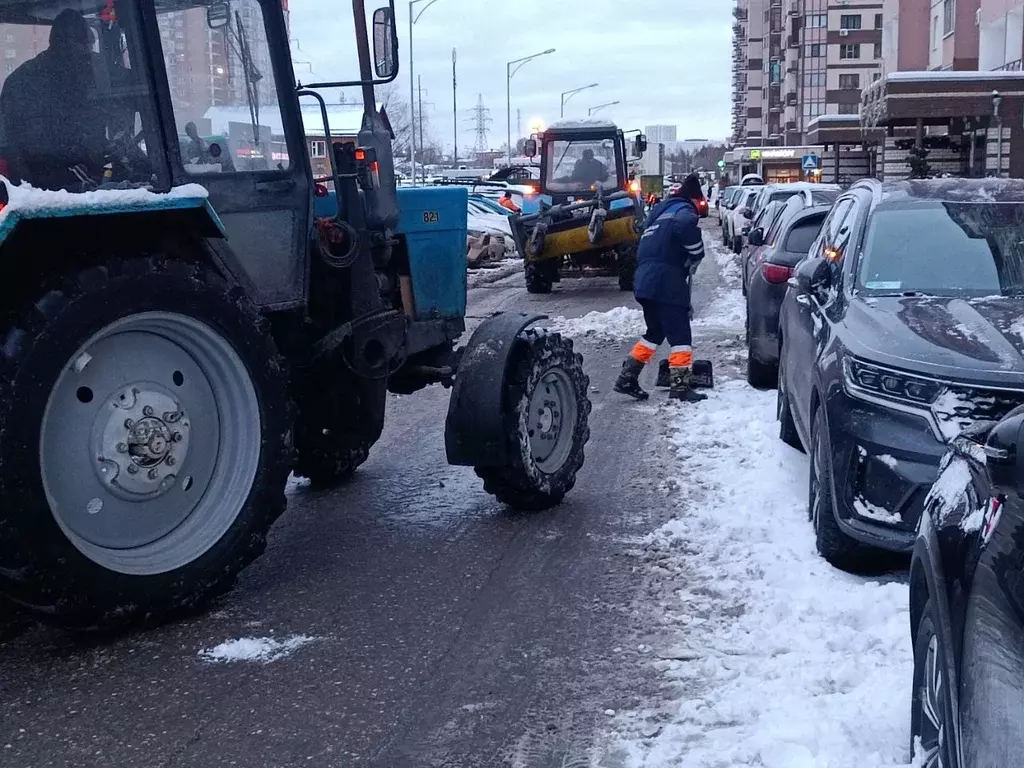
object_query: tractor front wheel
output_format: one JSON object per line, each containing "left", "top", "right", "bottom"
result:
{"left": 0, "top": 258, "right": 293, "bottom": 629}
{"left": 476, "top": 330, "right": 591, "bottom": 510}
{"left": 525, "top": 260, "right": 555, "bottom": 294}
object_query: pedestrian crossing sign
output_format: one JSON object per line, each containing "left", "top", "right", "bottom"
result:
{"left": 802, "top": 154, "right": 819, "bottom": 171}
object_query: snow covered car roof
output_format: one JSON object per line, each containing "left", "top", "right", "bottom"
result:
{"left": 877, "top": 178, "right": 1024, "bottom": 203}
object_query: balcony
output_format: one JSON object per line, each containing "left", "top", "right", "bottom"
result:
{"left": 786, "top": 60, "right": 799, "bottom": 73}
{"left": 786, "top": 92, "right": 797, "bottom": 106}
{"left": 996, "top": 59, "right": 1023, "bottom": 71}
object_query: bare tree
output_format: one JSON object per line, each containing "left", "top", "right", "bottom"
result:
{"left": 375, "top": 82, "right": 435, "bottom": 161}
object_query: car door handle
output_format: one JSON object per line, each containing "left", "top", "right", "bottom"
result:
{"left": 795, "top": 294, "right": 810, "bottom": 306}
{"left": 255, "top": 179, "right": 296, "bottom": 194}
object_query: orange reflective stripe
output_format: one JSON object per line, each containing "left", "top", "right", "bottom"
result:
{"left": 668, "top": 350, "right": 693, "bottom": 368}
{"left": 630, "top": 342, "right": 657, "bottom": 364}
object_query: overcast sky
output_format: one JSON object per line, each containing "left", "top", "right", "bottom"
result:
{"left": 287, "top": 0, "right": 732, "bottom": 152}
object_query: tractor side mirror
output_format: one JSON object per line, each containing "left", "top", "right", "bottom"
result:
{"left": 207, "top": 2, "right": 230, "bottom": 29}
{"left": 524, "top": 139, "right": 538, "bottom": 158}
{"left": 373, "top": 7, "right": 398, "bottom": 79}
{"left": 794, "top": 256, "right": 831, "bottom": 297}
{"left": 633, "top": 135, "right": 647, "bottom": 157}
{"left": 748, "top": 227, "right": 764, "bottom": 247}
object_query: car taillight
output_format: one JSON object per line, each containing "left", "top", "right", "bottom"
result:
{"left": 762, "top": 263, "right": 792, "bottom": 284}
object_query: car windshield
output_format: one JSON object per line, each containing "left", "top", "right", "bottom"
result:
{"left": 857, "top": 201, "right": 1024, "bottom": 297}
{"left": 0, "top": 0, "right": 158, "bottom": 190}
{"left": 769, "top": 190, "right": 801, "bottom": 205}
{"left": 545, "top": 137, "right": 618, "bottom": 193}
{"left": 811, "top": 189, "right": 840, "bottom": 205}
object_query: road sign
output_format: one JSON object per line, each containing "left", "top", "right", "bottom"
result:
{"left": 802, "top": 154, "right": 820, "bottom": 171}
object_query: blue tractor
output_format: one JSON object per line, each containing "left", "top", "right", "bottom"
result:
{"left": 0, "top": 0, "right": 591, "bottom": 628}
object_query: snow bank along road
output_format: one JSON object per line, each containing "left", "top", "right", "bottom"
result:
{"left": 0, "top": 223, "right": 913, "bottom": 768}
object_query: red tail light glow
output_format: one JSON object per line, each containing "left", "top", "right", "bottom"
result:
{"left": 762, "top": 263, "right": 793, "bottom": 284}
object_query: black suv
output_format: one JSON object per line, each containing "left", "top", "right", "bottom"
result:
{"left": 777, "top": 178, "right": 1024, "bottom": 570}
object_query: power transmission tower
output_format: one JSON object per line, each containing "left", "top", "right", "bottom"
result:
{"left": 467, "top": 93, "right": 492, "bottom": 153}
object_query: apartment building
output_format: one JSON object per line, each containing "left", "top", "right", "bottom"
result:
{"left": 645, "top": 125, "right": 678, "bottom": 144}
{"left": 979, "top": 0, "right": 1024, "bottom": 70}
{"left": 732, "top": 0, "right": 883, "bottom": 146}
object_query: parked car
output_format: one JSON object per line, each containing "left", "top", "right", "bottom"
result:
{"left": 720, "top": 186, "right": 743, "bottom": 243}
{"left": 726, "top": 187, "right": 761, "bottom": 253}
{"left": 777, "top": 178, "right": 1024, "bottom": 570}
{"left": 909, "top": 408, "right": 1024, "bottom": 767}
{"left": 744, "top": 203, "right": 830, "bottom": 388}
{"left": 740, "top": 199, "right": 788, "bottom": 296}
{"left": 750, "top": 181, "right": 841, "bottom": 224}
{"left": 741, "top": 173, "right": 765, "bottom": 186}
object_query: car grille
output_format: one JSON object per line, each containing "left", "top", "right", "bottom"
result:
{"left": 931, "top": 386, "right": 1024, "bottom": 442}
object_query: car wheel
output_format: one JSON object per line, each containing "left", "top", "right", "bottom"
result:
{"left": 809, "top": 406, "right": 872, "bottom": 571}
{"left": 776, "top": 351, "right": 802, "bottom": 451}
{"left": 747, "top": 351, "right": 778, "bottom": 389}
{"left": 911, "top": 603, "right": 956, "bottom": 768}
{"left": 732, "top": 236, "right": 742, "bottom": 254}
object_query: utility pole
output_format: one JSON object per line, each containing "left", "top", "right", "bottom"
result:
{"left": 418, "top": 75, "right": 424, "bottom": 167}
{"left": 452, "top": 48, "right": 458, "bottom": 165}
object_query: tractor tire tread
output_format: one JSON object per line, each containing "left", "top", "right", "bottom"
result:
{"left": 475, "top": 329, "right": 591, "bottom": 511}
{"left": 0, "top": 256, "right": 294, "bottom": 630}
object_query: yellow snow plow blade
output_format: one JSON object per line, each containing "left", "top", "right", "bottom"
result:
{"left": 529, "top": 214, "right": 639, "bottom": 262}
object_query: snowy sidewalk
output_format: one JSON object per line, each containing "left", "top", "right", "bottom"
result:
{"left": 604, "top": 235, "right": 916, "bottom": 768}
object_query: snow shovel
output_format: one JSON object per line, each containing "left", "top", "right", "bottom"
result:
{"left": 691, "top": 359, "right": 714, "bottom": 389}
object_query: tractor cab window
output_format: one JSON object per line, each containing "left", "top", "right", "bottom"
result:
{"left": 155, "top": 0, "right": 290, "bottom": 175}
{"left": 0, "top": 0, "right": 159, "bottom": 191}
{"left": 545, "top": 137, "right": 619, "bottom": 194}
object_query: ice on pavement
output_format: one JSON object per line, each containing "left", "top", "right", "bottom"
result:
{"left": 615, "top": 380, "right": 914, "bottom": 767}
{"left": 198, "top": 635, "right": 318, "bottom": 664}
{"left": 543, "top": 306, "right": 646, "bottom": 340}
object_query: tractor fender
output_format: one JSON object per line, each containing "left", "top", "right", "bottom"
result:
{"left": 445, "top": 311, "right": 546, "bottom": 467}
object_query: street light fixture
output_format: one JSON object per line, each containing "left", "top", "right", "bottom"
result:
{"left": 588, "top": 100, "right": 619, "bottom": 117}
{"left": 409, "top": 0, "right": 443, "bottom": 184}
{"left": 507, "top": 48, "right": 556, "bottom": 165}
{"left": 560, "top": 83, "right": 599, "bottom": 118}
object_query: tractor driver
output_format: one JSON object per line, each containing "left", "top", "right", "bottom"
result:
{"left": 0, "top": 9, "right": 106, "bottom": 190}
{"left": 571, "top": 148, "right": 610, "bottom": 188}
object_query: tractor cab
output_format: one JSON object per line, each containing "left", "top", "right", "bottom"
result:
{"left": 524, "top": 121, "right": 645, "bottom": 208}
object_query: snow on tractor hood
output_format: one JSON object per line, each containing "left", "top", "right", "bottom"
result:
{"left": 0, "top": 177, "right": 222, "bottom": 242}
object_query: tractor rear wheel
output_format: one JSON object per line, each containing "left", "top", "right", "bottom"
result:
{"left": 476, "top": 330, "right": 591, "bottom": 510}
{"left": 0, "top": 258, "right": 293, "bottom": 629}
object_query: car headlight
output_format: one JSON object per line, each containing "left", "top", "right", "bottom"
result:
{"left": 842, "top": 358, "right": 943, "bottom": 406}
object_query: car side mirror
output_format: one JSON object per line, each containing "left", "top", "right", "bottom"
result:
{"left": 207, "top": 1, "right": 230, "bottom": 29}
{"left": 634, "top": 135, "right": 647, "bottom": 157}
{"left": 984, "top": 412, "right": 1024, "bottom": 493}
{"left": 741, "top": 207, "right": 753, "bottom": 218}
{"left": 748, "top": 227, "right": 764, "bottom": 247}
{"left": 372, "top": 7, "right": 398, "bottom": 79}
{"left": 524, "top": 138, "right": 538, "bottom": 158}
{"left": 794, "top": 256, "right": 831, "bottom": 296}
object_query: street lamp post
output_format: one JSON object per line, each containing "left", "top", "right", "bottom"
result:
{"left": 560, "top": 83, "right": 599, "bottom": 118}
{"left": 409, "top": 0, "right": 442, "bottom": 184}
{"left": 507, "top": 48, "right": 556, "bottom": 165}
{"left": 588, "top": 100, "right": 619, "bottom": 117}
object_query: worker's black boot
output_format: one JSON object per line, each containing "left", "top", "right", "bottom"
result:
{"left": 669, "top": 367, "right": 708, "bottom": 403}
{"left": 656, "top": 359, "right": 670, "bottom": 388}
{"left": 614, "top": 357, "right": 649, "bottom": 401}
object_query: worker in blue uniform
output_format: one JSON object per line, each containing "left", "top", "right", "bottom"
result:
{"left": 614, "top": 173, "right": 707, "bottom": 403}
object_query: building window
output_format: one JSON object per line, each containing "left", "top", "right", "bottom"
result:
{"left": 840, "top": 43, "right": 860, "bottom": 59}
{"left": 803, "top": 71, "right": 825, "bottom": 87}
{"left": 943, "top": 0, "right": 955, "bottom": 36}
{"left": 874, "top": 42, "right": 883, "bottom": 59}
{"left": 4, "top": 49, "right": 15, "bottom": 59}
{"left": 805, "top": 43, "right": 824, "bottom": 58}
{"left": 874, "top": 13, "right": 883, "bottom": 29}
{"left": 310, "top": 140, "right": 327, "bottom": 158}
{"left": 873, "top": 72, "right": 881, "bottom": 81}
{"left": 838, "top": 103, "right": 859, "bottom": 115}
{"left": 806, "top": 14, "right": 826, "bottom": 28}
{"left": 932, "top": 16, "right": 940, "bottom": 49}
{"left": 839, "top": 74, "right": 860, "bottom": 89}
{"left": 840, "top": 14, "right": 862, "bottom": 30}
{"left": 803, "top": 102, "right": 825, "bottom": 118}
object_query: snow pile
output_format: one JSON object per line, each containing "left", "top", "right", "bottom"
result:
{"left": 198, "top": 634, "right": 318, "bottom": 664}
{"left": 0, "top": 176, "right": 209, "bottom": 224}
{"left": 467, "top": 258, "right": 523, "bottom": 287}
{"left": 543, "top": 306, "right": 646, "bottom": 340}
{"left": 617, "top": 380, "right": 914, "bottom": 768}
